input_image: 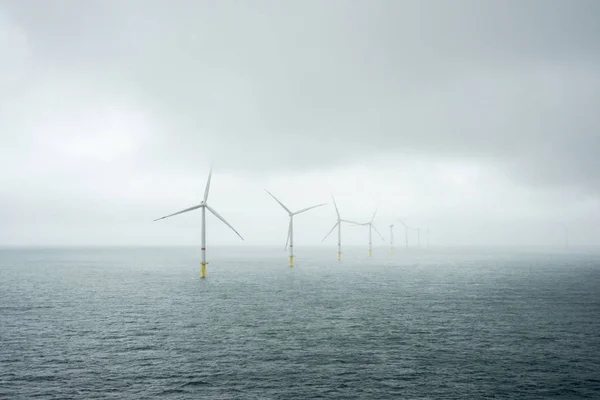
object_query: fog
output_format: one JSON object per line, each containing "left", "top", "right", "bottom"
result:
{"left": 1, "top": 0, "right": 599, "bottom": 247}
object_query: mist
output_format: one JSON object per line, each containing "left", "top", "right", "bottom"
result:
{"left": 1, "top": 0, "right": 599, "bottom": 248}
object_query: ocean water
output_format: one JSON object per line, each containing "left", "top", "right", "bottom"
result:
{"left": 1, "top": 246, "right": 599, "bottom": 399}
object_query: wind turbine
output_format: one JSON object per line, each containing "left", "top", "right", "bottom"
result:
{"left": 153, "top": 166, "right": 244, "bottom": 279}
{"left": 389, "top": 224, "right": 394, "bottom": 253}
{"left": 322, "top": 195, "right": 360, "bottom": 260}
{"left": 266, "top": 190, "right": 326, "bottom": 266}
{"left": 413, "top": 227, "right": 421, "bottom": 248}
{"left": 398, "top": 220, "right": 409, "bottom": 250}
{"left": 356, "top": 209, "right": 385, "bottom": 256}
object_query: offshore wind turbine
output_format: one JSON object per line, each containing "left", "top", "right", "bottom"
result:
{"left": 322, "top": 195, "right": 360, "bottom": 260}
{"left": 389, "top": 224, "right": 394, "bottom": 253}
{"left": 413, "top": 227, "right": 421, "bottom": 248}
{"left": 153, "top": 166, "right": 244, "bottom": 279}
{"left": 266, "top": 190, "right": 326, "bottom": 266}
{"left": 356, "top": 209, "right": 385, "bottom": 257}
{"left": 398, "top": 220, "right": 409, "bottom": 250}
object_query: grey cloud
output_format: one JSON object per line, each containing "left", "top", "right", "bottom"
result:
{"left": 2, "top": 0, "right": 600, "bottom": 191}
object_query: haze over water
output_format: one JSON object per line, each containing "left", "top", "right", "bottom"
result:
{"left": 3, "top": 1, "right": 600, "bottom": 398}
{"left": 2, "top": 247, "right": 599, "bottom": 399}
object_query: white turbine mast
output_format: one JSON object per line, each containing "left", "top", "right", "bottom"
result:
{"left": 153, "top": 165, "right": 244, "bottom": 278}
{"left": 266, "top": 190, "right": 326, "bottom": 266}
{"left": 356, "top": 209, "right": 385, "bottom": 257}
{"left": 413, "top": 227, "right": 421, "bottom": 248}
{"left": 389, "top": 224, "right": 394, "bottom": 253}
{"left": 322, "top": 195, "right": 361, "bottom": 260}
{"left": 398, "top": 219, "right": 409, "bottom": 250}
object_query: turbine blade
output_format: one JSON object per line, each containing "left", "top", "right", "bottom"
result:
{"left": 265, "top": 190, "right": 292, "bottom": 214}
{"left": 294, "top": 203, "right": 327, "bottom": 215}
{"left": 347, "top": 221, "right": 368, "bottom": 226}
{"left": 341, "top": 219, "right": 362, "bottom": 225}
{"left": 331, "top": 195, "right": 340, "bottom": 219}
{"left": 370, "top": 208, "right": 378, "bottom": 223}
{"left": 153, "top": 204, "right": 202, "bottom": 221}
{"left": 397, "top": 219, "right": 408, "bottom": 229}
{"left": 372, "top": 225, "right": 385, "bottom": 241}
{"left": 322, "top": 221, "right": 339, "bottom": 242}
{"left": 284, "top": 218, "right": 292, "bottom": 250}
{"left": 203, "top": 165, "right": 213, "bottom": 203}
{"left": 206, "top": 205, "right": 244, "bottom": 241}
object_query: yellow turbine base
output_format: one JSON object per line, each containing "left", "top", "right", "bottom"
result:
{"left": 369, "top": 249, "right": 372, "bottom": 257}
{"left": 289, "top": 256, "right": 294, "bottom": 267}
{"left": 337, "top": 251, "right": 341, "bottom": 261}
{"left": 201, "top": 262, "right": 207, "bottom": 279}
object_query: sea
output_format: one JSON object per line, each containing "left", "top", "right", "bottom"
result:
{"left": 1, "top": 246, "right": 599, "bottom": 399}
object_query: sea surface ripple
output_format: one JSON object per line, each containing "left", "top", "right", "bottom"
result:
{"left": 1, "top": 247, "right": 599, "bottom": 399}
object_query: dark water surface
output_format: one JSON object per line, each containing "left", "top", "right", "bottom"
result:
{"left": 1, "top": 247, "right": 599, "bottom": 399}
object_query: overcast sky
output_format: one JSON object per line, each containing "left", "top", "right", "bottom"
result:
{"left": 1, "top": 0, "right": 599, "bottom": 248}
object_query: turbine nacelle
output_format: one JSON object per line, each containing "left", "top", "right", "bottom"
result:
{"left": 350, "top": 209, "right": 385, "bottom": 243}
{"left": 322, "top": 196, "right": 362, "bottom": 245}
{"left": 153, "top": 170, "right": 244, "bottom": 245}
{"left": 265, "top": 189, "right": 326, "bottom": 260}
{"left": 153, "top": 165, "right": 244, "bottom": 278}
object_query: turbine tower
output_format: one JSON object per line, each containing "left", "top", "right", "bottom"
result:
{"left": 398, "top": 220, "right": 409, "bottom": 250}
{"left": 266, "top": 190, "right": 326, "bottom": 266}
{"left": 389, "top": 224, "right": 394, "bottom": 253}
{"left": 357, "top": 209, "right": 385, "bottom": 257}
{"left": 413, "top": 227, "right": 421, "bottom": 248}
{"left": 153, "top": 166, "right": 244, "bottom": 279}
{"left": 322, "top": 195, "right": 360, "bottom": 260}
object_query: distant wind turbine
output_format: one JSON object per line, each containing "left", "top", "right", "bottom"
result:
{"left": 266, "top": 190, "right": 326, "bottom": 266}
{"left": 398, "top": 220, "right": 409, "bottom": 250}
{"left": 153, "top": 166, "right": 244, "bottom": 279}
{"left": 356, "top": 209, "right": 385, "bottom": 256}
{"left": 413, "top": 227, "right": 421, "bottom": 248}
{"left": 322, "top": 195, "right": 360, "bottom": 261}
{"left": 389, "top": 224, "right": 394, "bottom": 253}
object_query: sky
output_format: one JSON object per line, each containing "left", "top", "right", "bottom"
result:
{"left": 1, "top": 0, "right": 599, "bottom": 248}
